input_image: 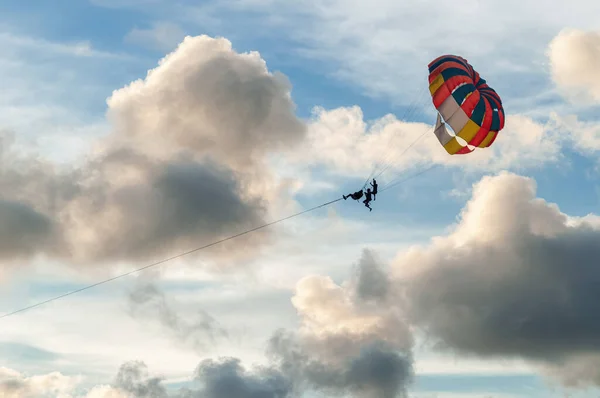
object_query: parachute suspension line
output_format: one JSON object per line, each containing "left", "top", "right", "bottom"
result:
{"left": 0, "top": 197, "right": 343, "bottom": 321}
{"left": 362, "top": 87, "right": 429, "bottom": 187}
{"left": 365, "top": 93, "right": 428, "bottom": 185}
{"left": 371, "top": 123, "right": 431, "bottom": 182}
{"left": 360, "top": 86, "right": 429, "bottom": 189}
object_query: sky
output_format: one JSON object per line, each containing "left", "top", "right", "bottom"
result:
{"left": 1, "top": 0, "right": 600, "bottom": 397}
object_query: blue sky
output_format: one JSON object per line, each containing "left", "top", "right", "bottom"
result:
{"left": 1, "top": 1, "right": 600, "bottom": 397}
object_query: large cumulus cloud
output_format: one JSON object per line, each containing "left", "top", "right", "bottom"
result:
{"left": 105, "top": 35, "right": 304, "bottom": 169}
{"left": 265, "top": 249, "right": 414, "bottom": 398}
{"left": 389, "top": 172, "right": 600, "bottom": 386}
{"left": 0, "top": 35, "right": 306, "bottom": 271}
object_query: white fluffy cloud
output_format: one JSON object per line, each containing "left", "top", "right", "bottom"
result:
{"left": 293, "top": 106, "right": 562, "bottom": 185}
{"left": 549, "top": 28, "right": 600, "bottom": 104}
{"left": 106, "top": 35, "right": 304, "bottom": 170}
{"left": 0, "top": 367, "right": 81, "bottom": 398}
{"left": 268, "top": 250, "right": 415, "bottom": 398}
{"left": 291, "top": 252, "right": 412, "bottom": 355}
{"left": 549, "top": 112, "right": 600, "bottom": 154}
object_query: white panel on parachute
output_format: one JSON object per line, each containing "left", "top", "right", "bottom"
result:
{"left": 433, "top": 113, "right": 453, "bottom": 146}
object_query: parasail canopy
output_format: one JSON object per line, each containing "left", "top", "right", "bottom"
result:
{"left": 428, "top": 55, "right": 505, "bottom": 155}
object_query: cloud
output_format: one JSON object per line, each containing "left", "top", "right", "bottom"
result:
{"left": 85, "top": 386, "right": 129, "bottom": 398}
{"left": 105, "top": 35, "right": 304, "bottom": 168}
{"left": 0, "top": 31, "right": 126, "bottom": 59}
{"left": 0, "top": 367, "right": 80, "bottom": 398}
{"left": 0, "top": 362, "right": 170, "bottom": 398}
{"left": 549, "top": 112, "right": 600, "bottom": 155}
{"left": 193, "top": 357, "right": 291, "bottom": 398}
{"left": 269, "top": 332, "right": 413, "bottom": 398}
{"left": 59, "top": 154, "right": 268, "bottom": 265}
{"left": 548, "top": 28, "right": 600, "bottom": 104}
{"left": 127, "top": 283, "right": 228, "bottom": 353}
{"left": 0, "top": 131, "right": 70, "bottom": 266}
{"left": 112, "top": 361, "right": 168, "bottom": 397}
{"left": 351, "top": 249, "right": 390, "bottom": 302}
{"left": 387, "top": 172, "right": 600, "bottom": 386}
{"left": 125, "top": 22, "right": 186, "bottom": 51}
{"left": 292, "top": 106, "right": 562, "bottom": 185}
{"left": 290, "top": 264, "right": 412, "bottom": 352}
{"left": 0, "top": 30, "right": 135, "bottom": 167}
{"left": 0, "top": 199, "right": 56, "bottom": 263}
{"left": 0, "top": 35, "right": 306, "bottom": 271}
{"left": 265, "top": 251, "right": 414, "bottom": 397}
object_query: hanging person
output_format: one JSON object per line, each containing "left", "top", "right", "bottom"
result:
{"left": 343, "top": 190, "right": 364, "bottom": 201}
{"left": 363, "top": 188, "right": 373, "bottom": 211}
{"left": 370, "top": 179, "right": 378, "bottom": 200}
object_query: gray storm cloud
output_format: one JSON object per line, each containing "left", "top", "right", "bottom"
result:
{"left": 113, "top": 361, "right": 168, "bottom": 398}
{"left": 268, "top": 331, "right": 412, "bottom": 398}
{"left": 0, "top": 35, "right": 306, "bottom": 270}
{"left": 391, "top": 172, "right": 600, "bottom": 386}
{"left": 192, "top": 357, "right": 292, "bottom": 398}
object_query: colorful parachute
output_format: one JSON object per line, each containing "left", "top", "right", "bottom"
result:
{"left": 428, "top": 55, "right": 505, "bottom": 155}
